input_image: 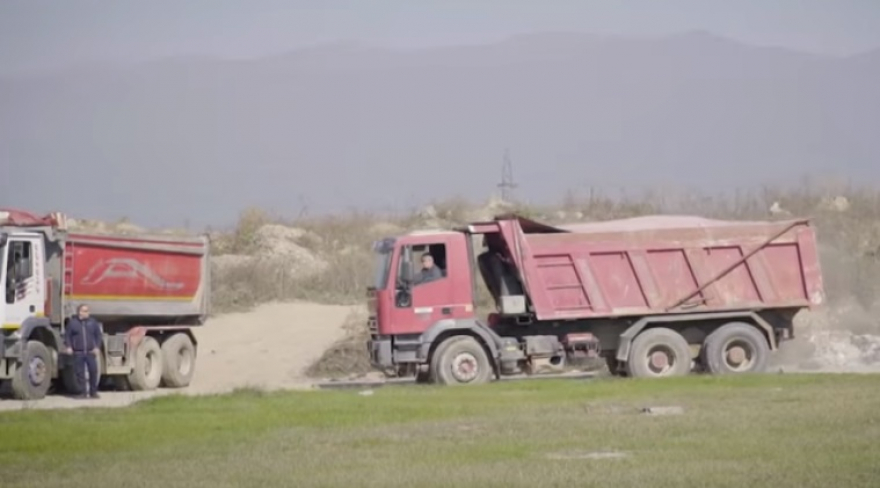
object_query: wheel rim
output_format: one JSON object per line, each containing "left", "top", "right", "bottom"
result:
{"left": 28, "top": 357, "right": 47, "bottom": 386}
{"left": 722, "top": 339, "right": 754, "bottom": 371}
{"left": 144, "top": 350, "right": 156, "bottom": 376}
{"left": 178, "top": 348, "right": 193, "bottom": 376}
{"left": 644, "top": 345, "right": 677, "bottom": 376}
{"left": 451, "top": 352, "right": 479, "bottom": 382}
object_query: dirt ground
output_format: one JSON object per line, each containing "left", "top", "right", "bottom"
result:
{"left": 0, "top": 301, "right": 353, "bottom": 411}
{"left": 1, "top": 300, "right": 878, "bottom": 412}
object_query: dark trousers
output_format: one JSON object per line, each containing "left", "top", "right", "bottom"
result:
{"left": 73, "top": 352, "right": 99, "bottom": 396}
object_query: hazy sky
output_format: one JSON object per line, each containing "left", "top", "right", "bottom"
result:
{"left": 2, "top": 0, "right": 880, "bottom": 75}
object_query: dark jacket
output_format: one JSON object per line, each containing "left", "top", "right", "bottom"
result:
{"left": 413, "top": 266, "right": 443, "bottom": 285}
{"left": 65, "top": 316, "right": 103, "bottom": 353}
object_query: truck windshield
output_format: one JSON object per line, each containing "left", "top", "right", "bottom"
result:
{"left": 371, "top": 237, "right": 396, "bottom": 290}
{"left": 373, "top": 250, "right": 393, "bottom": 290}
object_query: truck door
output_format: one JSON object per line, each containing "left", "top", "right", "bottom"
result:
{"left": 2, "top": 236, "right": 45, "bottom": 330}
{"left": 389, "top": 234, "right": 474, "bottom": 335}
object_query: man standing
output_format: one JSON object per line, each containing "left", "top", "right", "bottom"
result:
{"left": 64, "top": 304, "right": 103, "bottom": 399}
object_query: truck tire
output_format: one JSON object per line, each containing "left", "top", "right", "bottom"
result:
{"left": 127, "top": 336, "right": 163, "bottom": 391}
{"left": 160, "top": 333, "right": 196, "bottom": 388}
{"left": 625, "top": 327, "right": 692, "bottom": 379}
{"left": 11, "top": 341, "right": 53, "bottom": 400}
{"left": 701, "top": 322, "right": 769, "bottom": 375}
{"left": 430, "top": 336, "right": 493, "bottom": 386}
{"left": 427, "top": 336, "right": 466, "bottom": 384}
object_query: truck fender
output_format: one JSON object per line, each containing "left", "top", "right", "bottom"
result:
{"left": 418, "top": 319, "right": 502, "bottom": 364}
{"left": 127, "top": 326, "right": 198, "bottom": 351}
{"left": 20, "top": 317, "right": 61, "bottom": 351}
{"left": 614, "top": 311, "right": 778, "bottom": 362}
{"left": 127, "top": 326, "right": 149, "bottom": 350}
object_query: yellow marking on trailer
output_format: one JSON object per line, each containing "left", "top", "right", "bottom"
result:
{"left": 68, "top": 294, "right": 195, "bottom": 301}
{"left": 2, "top": 323, "right": 21, "bottom": 330}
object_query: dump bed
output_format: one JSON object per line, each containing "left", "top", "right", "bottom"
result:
{"left": 482, "top": 215, "right": 824, "bottom": 321}
{"left": 57, "top": 232, "right": 210, "bottom": 324}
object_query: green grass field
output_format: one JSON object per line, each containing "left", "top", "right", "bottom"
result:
{"left": 1, "top": 374, "right": 879, "bottom": 488}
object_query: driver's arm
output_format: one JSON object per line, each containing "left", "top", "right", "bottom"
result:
{"left": 411, "top": 271, "right": 424, "bottom": 285}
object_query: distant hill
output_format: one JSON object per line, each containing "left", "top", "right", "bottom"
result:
{"left": 2, "top": 31, "right": 878, "bottom": 227}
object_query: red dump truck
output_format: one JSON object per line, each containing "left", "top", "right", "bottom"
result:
{"left": 367, "top": 213, "right": 824, "bottom": 384}
{"left": 1, "top": 208, "right": 210, "bottom": 400}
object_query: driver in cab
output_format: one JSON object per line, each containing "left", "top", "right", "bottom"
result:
{"left": 413, "top": 252, "right": 443, "bottom": 285}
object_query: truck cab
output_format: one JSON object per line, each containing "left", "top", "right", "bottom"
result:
{"left": 367, "top": 224, "right": 531, "bottom": 384}
{"left": 371, "top": 230, "right": 478, "bottom": 336}
{"left": 368, "top": 229, "right": 497, "bottom": 379}
{"left": 1, "top": 231, "right": 47, "bottom": 332}
{"left": 0, "top": 228, "right": 62, "bottom": 400}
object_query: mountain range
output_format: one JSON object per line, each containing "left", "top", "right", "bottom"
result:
{"left": 2, "top": 31, "right": 878, "bottom": 227}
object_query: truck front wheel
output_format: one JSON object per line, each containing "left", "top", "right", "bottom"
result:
{"left": 625, "top": 327, "right": 692, "bottom": 379}
{"left": 430, "top": 336, "right": 493, "bottom": 386}
{"left": 128, "top": 336, "right": 163, "bottom": 391}
{"left": 701, "top": 322, "right": 769, "bottom": 375}
{"left": 160, "top": 333, "right": 196, "bottom": 388}
{"left": 12, "top": 341, "right": 53, "bottom": 400}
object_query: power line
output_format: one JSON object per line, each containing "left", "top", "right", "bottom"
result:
{"left": 497, "top": 148, "right": 517, "bottom": 202}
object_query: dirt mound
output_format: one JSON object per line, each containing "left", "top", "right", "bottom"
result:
{"left": 304, "top": 308, "right": 373, "bottom": 379}
{"left": 210, "top": 223, "right": 333, "bottom": 313}
{"left": 187, "top": 301, "right": 352, "bottom": 393}
{"left": 253, "top": 224, "right": 327, "bottom": 271}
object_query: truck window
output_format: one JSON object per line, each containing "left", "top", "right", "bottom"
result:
{"left": 5, "top": 241, "right": 33, "bottom": 304}
{"left": 400, "top": 243, "right": 447, "bottom": 286}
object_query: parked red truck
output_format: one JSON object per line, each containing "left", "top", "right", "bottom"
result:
{"left": 1, "top": 208, "right": 210, "bottom": 400}
{"left": 368, "top": 213, "right": 824, "bottom": 384}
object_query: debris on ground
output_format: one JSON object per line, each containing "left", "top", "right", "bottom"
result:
{"left": 641, "top": 406, "right": 685, "bottom": 416}
{"left": 544, "top": 450, "right": 630, "bottom": 460}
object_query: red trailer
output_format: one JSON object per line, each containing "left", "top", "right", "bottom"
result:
{"left": 367, "top": 213, "right": 824, "bottom": 384}
{"left": 1, "top": 209, "right": 209, "bottom": 400}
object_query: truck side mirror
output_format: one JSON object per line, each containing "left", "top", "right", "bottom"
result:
{"left": 395, "top": 289, "right": 412, "bottom": 308}
{"left": 400, "top": 261, "right": 413, "bottom": 286}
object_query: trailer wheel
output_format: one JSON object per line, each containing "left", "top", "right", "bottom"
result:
{"left": 701, "top": 322, "right": 769, "bottom": 375}
{"left": 160, "top": 333, "right": 196, "bottom": 388}
{"left": 431, "top": 336, "right": 492, "bottom": 386}
{"left": 625, "top": 328, "right": 692, "bottom": 379}
{"left": 11, "top": 341, "right": 53, "bottom": 400}
{"left": 128, "top": 336, "right": 163, "bottom": 391}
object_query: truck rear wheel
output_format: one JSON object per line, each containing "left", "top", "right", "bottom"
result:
{"left": 430, "top": 336, "right": 492, "bottom": 386}
{"left": 160, "top": 333, "right": 196, "bottom": 388}
{"left": 11, "top": 341, "right": 53, "bottom": 400}
{"left": 128, "top": 336, "right": 163, "bottom": 391}
{"left": 701, "top": 322, "right": 769, "bottom": 375}
{"left": 625, "top": 327, "right": 692, "bottom": 379}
